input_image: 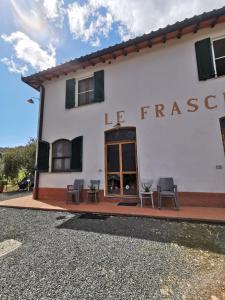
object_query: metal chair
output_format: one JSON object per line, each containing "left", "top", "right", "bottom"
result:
{"left": 66, "top": 179, "right": 84, "bottom": 204}
{"left": 157, "top": 177, "right": 179, "bottom": 210}
{"left": 87, "top": 180, "right": 100, "bottom": 203}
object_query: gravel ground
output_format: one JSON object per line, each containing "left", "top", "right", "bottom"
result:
{"left": 0, "top": 208, "right": 224, "bottom": 300}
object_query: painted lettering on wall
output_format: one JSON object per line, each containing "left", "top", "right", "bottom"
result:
{"left": 105, "top": 93, "right": 223, "bottom": 125}
{"left": 204, "top": 95, "right": 217, "bottom": 110}
{"left": 140, "top": 106, "right": 150, "bottom": 120}
{"left": 155, "top": 104, "right": 165, "bottom": 118}
{"left": 187, "top": 98, "right": 199, "bottom": 112}
{"left": 104, "top": 113, "right": 112, "bottom": 125}
{"left": 117, "top": 111, "right": 125, "bottom": 123}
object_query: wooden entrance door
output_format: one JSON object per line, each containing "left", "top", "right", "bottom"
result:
{"left": 105, "top": 128, "right": 138, "bottom": 196}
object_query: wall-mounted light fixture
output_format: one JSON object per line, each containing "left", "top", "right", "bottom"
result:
{"left": 113, "top": 122, "right": 121, "bottom": 129}
{"left": 26, "top": 97, "right": 39, "bottom": 104}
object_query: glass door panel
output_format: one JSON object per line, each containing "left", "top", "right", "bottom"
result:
{"left": 105, "top": 139, "right": 138, "bottom": 196}
{"left": 107, "top": 144, "right": 120, "bottom": 172}
{"left": 123, "top": 174, "right": 137, "bottom": 195}
{"left": 122, "top": 143, "right": 136, "bottom": 172}
{"left": 107, "top": 174, "right": 120, "bottom": 194}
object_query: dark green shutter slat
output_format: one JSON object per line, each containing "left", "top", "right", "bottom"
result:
{"left": 195, "top": 38, "right": 215, "bottom": 81}
{"left": 37, "top": 141, "right": 49, "bottom": 172}
{"left": 220, "top": 118, "right": 225, "bottom": 131}
{"left": 71, "top": 136, "right": 83, "bottom": 171}
{"left": 65, "top": 79, "right": 75, "bottom": 108}
{"left": 94, "top": 70, "right": 104, "bottom": 102}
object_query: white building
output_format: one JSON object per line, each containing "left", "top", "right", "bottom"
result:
{"left": 23, "top": 7, "right": 225, "bottom": 207}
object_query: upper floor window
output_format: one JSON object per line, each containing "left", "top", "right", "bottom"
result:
{"left": 65, "top": 70, "right": 104, "bottom": 109}
{"left": 195, "top": 37, "right": 225, "bottom": 81}
{"left": 78, "top": 76, "right": 94, "bottom": 106}
{"left": 52, "top": 140, "right": 71, "bottom": 172}
{"left": 212, "top": 38, "right": 225, "bottom": 77}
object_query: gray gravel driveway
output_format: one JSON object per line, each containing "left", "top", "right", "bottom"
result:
{"left": 0, "top": 208, "right": 224, "bottom": 300}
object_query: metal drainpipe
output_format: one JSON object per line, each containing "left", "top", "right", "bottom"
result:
{"left": 33, "top": 85, "right": 45, "bottom": 200}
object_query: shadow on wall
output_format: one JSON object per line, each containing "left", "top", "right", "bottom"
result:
{"left": 57, "top": 213, "right": 225, "bottom": 255}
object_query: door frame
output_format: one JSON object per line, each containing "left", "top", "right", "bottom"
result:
{"left": 104, "top": 127, "right": 139, "bottom": 197}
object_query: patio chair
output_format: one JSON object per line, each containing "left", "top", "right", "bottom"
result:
{"left": 66, "top": 179, "right": 84, "bottom": 204}
{"left": 157, "top": 177, "right": 179, "bottom": 210}
{"left": 87, "top": 180, "right": 100, "bottom": 203}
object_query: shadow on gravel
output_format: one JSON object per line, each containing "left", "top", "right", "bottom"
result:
{"left": 57, "top": 213, "right": 225, "bottom": 255}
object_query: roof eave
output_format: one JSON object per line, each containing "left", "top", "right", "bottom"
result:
{"left": 22, "top": 6, "right": 225, "bottom": 90}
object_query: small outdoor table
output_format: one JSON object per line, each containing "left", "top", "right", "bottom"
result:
{"left": 140, "top": 191, "right": 154, "bottom": 208}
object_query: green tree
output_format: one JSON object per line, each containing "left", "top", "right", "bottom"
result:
{"left": 20, "top": 138, "right": 36, "bottom": 176}
{"left": 2, "top": 138, "right": 36, "bottom": 182}
{"left": 0, "top": 153, "right": 4, "bottom": 179}
{"left": 2, "top": 149, "right": 21, "bottom": 181}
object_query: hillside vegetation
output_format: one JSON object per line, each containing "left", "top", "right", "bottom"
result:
{"left": 0, "top": 139, "right": 36, "bottom": 188}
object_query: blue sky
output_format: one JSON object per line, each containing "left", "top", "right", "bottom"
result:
{"left": 0, "top": 0, "right": 224, "bottom": 147}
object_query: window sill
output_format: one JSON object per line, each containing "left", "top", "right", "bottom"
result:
{"left": 78, "top": 102, "right": 97, "bottom": 108}
{"left": 65, "top": 101, "right": 103, "bottom": 110}
{"left": 51, "top": 170, "right": 82, "bottom": 173}
{"left": 215, "top": 74, "right": 225, "bottom": 79}
{"left": 199, "top": 74, "right": 225, "bottom": 82}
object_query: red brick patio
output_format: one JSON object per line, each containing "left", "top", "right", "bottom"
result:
{"left": 0, "top": 195, "right": 225, "bottom": 223}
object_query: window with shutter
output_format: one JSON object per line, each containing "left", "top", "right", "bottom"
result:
{"left": 212, "top": 37, "right": 225, "bottom": 77}
{"left": 71, "top": 136, "right": 83, "bottom": 171}
{"left": 52, "top": 140, "right": 71, "bottom": 172}
{"left": 37, "top": 141, "right": 49, "bottom": 172}
{"left": 78, "top": 77, "right": 94, "bottom": 106}
{"left": 94, "top": 70, "right": 104, "bottom": 102}
{"left": 195, "top": 38, "right": 215, "bottom": 81}
{"left": 220, "top": 117, "right": 225, "bottom": 154}
{"left": 65, "top": 79, "right": 75, "bottom": 109}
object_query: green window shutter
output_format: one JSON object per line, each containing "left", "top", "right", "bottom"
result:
{"left": 71, "top": 136, "right": 83, "bottom": 171}
{"left": 195, "top": 38, "right": 215, "bottom": 81}
{"left": 94, "top": 70, "right": 104, "bottom": 102}
{"left": 37, "top": 141, "right": 49, "bottom": 172}
{"left": 65, "top": 79, "right": 76, "bottom": 108}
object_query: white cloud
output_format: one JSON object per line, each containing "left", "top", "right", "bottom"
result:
{"left": 2, "top": 0, "right": 225, "bottom": 75}
{"left": 67, "top": 1, "right": 113, "bottom": 46}
{"left": 1, "top": 57, "right": 28, "bottom": 75}
{"left": 10, "top": 0, "right": 64, "bottom": 44}
{"left": 43, "top": 0, "right": 64, "bottom": 19}
{"left": 1, "top": 31, "right": 56, "bottom": 73}
{"left": 42, "top": 0, "right": 65, "bottom": 27}
{"left": 67, "top": 0, "right": 225, "bottom": 43}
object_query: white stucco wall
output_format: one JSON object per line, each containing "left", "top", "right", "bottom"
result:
{"left": 39, "top": 23, "right": 225, "bottom": 193}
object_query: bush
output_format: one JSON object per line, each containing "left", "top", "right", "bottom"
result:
{"left": 0, "top": 179, "right": 7, "bottom": 186}
{"left": 1, "top": 138, "right": 36, "bottom": 183}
